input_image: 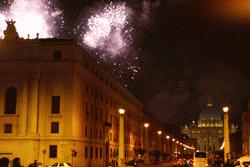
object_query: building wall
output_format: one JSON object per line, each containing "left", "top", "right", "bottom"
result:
{"left": 0, "top": 38, "right": 144, "bottom": 167}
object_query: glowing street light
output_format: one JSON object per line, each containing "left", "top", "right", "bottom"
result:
{"left": 118, "top": 108, "right": 125, "bottom": 114}
{"left": 144, "top": 123, "right": 149, "bottom": 128}
{"left": 158, "top": 130, "right": 162, "bottom": 135}
{"left": 118, "top": 108, "right": 125, "bottom": 167}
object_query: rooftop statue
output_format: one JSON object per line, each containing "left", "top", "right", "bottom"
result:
{"left": 4, "top": 19, "right": 19, "bottom": 41}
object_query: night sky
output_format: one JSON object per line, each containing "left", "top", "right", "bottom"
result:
{"left": 63, "top": 0, "right": 249, "bottom": 129}
{"left": 2, "top": 0, "right": 250, "bottom": 129}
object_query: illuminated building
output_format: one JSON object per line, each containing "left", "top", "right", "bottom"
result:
{"left": 242, "top": 99, "right": 250, "bottom": 155}
{"left": 0, "top": 21, "right": 144, "bottom": 167}
{"left": 181, "top": 99, "right": 237, "bottom": 152}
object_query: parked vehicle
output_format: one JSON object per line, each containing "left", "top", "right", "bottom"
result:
{"left": 233, "top": 156, "right": 250, "bottom": 167}
{"left": 193, "top": 151, "right": 208, "bottom": 167}
{"left": 125, "top": 159, "right": 136, "bottom": 166}
{"left": 49, "top": 162, "right": 72, "bottom": 167}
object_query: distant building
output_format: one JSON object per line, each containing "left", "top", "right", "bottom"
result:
{"left": 181, "top": 99, "right": 238, "bottom": 152}
{"left": 242, "top": 99, "right": 250, "bottom": 155}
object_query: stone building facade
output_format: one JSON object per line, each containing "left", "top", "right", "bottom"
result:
{"left": 0, "top": 20, "right": 193, "bottom": 167}
{"left": 0, "top": 21, "right": 145, "bottom": 167}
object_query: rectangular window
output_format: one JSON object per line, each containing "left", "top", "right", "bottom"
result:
{"left": 90, "top": 147, "right": 93, "bottom": 159}
{"left": 53, "top": 50, "right": 62, "bottom": 61}
{"left": 85, "top": 103, "right": 89, "bottom": 117}
{"left": 85, "top": 146, "right": 88, "bottom": 159}
{"left": 91, "top": 104, "right": 93, "bottom": 119}
{"left": 51, "top": 96, "right": 60, "bottom": 114}
{"left": 51, "top": 122, "right": 59, "bottom": 133}
{"left": 94, "top": 128, "right": 97, "bottom": 139}
{"left": 49, "top": 145, "right": 57, "bottom": 158}
{"left": 85, "top": 126, "right": 88, "bottom": 137}
{"left": 100, "top": 147, "right": 102, "bottom": 158}
{"left": 100, "top": 109, "right": 103, "bottom": 121}
{"left": 86, "top": 84, "right": 89, "bottom": 94}
{"left": 4, "top": 124, "right": 12, "bottom": 133}
{"left": 100, "top": 130, "right": 102, "bottom": 139}
{"left": 95, "top": 147, "right": 98, "bottom": 159}
{"left": 95, "top": 107, "right": 98, "bottom": 120}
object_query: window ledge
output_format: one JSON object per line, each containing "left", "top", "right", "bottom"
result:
{"left": 0, "top": 114, "right": 19, "bottom": 117}
{"left": 48, "top": 114, "right": 62, "bottom": 117}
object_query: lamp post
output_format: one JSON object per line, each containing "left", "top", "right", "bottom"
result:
{"left": 144, "top": 123, "right": 150, "bottom": 164}
{"left": 223, "top": 106, "right": 230, "bottom": 163}
{"left": 166, "top": 136, "right": 170, "bottom": 161}
{"left": 172, "top": 138, "right": 176, "bottom": 155}
{"left": 157, "top": 130, "right": 162, "bottom": 161}
{"left": 118, "top": 108, "right": 125, "bottom": 167}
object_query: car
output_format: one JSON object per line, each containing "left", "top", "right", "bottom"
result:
{"left": 49, "top": 162, "right": 72, "bottom": 167}
{"left": 125, "top": 159, "right": 144, "bottom": 167}
{"left": 234, "top": 156, "right": 250, "bottom": 167}
{"left": 125, "top": 159, "right": 136, "bottom": 166}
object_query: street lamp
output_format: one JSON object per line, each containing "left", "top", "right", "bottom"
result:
{"left": 144, "top": 123, "right": 150, "bottom": 164}
{"left": 223, "top": 106, "right": 230, "bottom": 163}
{"left": 118, "top": 108, "right": 125, "bottom": 167}
{"left": 157, "top": 130, "right": 162, "bottom": 161}
{"left": 166, "top": 136, "right": 170, "bottom": 160}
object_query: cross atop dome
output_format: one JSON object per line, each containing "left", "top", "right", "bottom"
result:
{"left": 4, "top": 19, "right": 19, "bottom": 41}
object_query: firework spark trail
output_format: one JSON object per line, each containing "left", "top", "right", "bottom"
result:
{"left": 0, "top": 0, "right": 64, "bottom": 39}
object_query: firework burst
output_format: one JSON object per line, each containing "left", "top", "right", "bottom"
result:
{"left": 75, "top": 2, "right": 141, "bottom": 86}
{"left": 79, "top": 2, "right": 132, "bottom": 57}
{"left": 0, "top": 0, "right": 64, "bottom": 39}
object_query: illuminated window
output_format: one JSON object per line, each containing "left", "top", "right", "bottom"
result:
{"left": 51, "top": 96, "right": 60, "bottom": 114}
{"left": 49, "top": 145, "right": 57, "bottom": 158}
{"left": 51, "top": 122, "right": 59, "bottom": 133}
{"left": 4, "top": 124, "right": 12, "bottom": 133}
{"left": 4, "top": 87, "right": 17, "bottom": 114}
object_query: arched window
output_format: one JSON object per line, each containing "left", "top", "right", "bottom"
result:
{"left": 4, "top": 87, "right": 17, "bottom": 114}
